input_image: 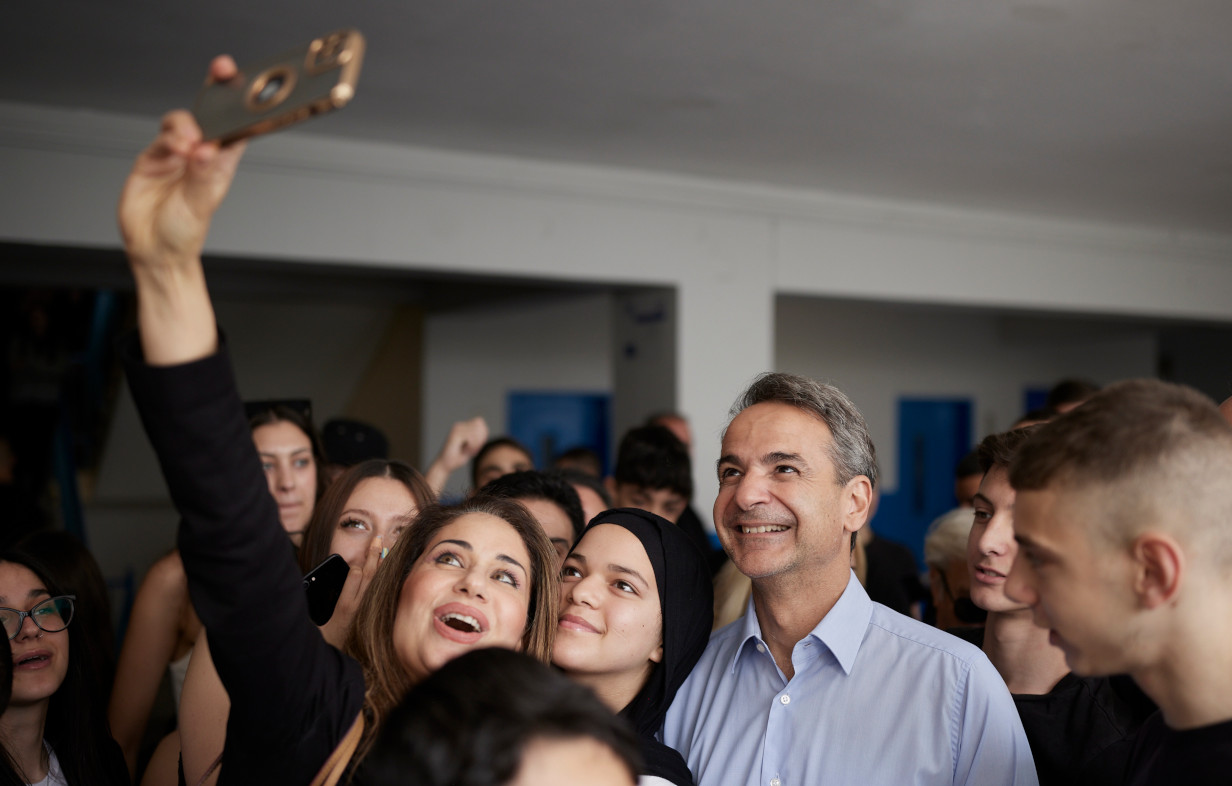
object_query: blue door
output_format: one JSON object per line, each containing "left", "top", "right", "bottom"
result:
{"left": 507, "top": 392, "right": 612, "bottom": 475}
{"left": 875, "top": 398, "right": 972, "bottom": 568}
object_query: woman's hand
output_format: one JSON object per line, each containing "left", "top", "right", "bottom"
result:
{"left": 118, "top": 56, "right": 246, "bottom": 365}
{"left": 424, "top": 417, "right": 489, "bottom": 496}
{"left": 119, "top": 56, "right": 246, "bottom": 271}
{"left": 320, "top": 535, "right": 384, "bottom": 650}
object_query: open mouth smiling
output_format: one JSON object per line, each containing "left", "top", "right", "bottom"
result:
{"left": 440, "top": 612, "right": 481, "bottom": 633}
{"left": 433, "top": 603, "right": 490, "bottom": 643}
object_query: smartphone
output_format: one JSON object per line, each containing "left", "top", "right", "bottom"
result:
{"left": 302, "top": 553, "right": 350, "bottom": 626}
{"left": 192, "top": 29, "right": 365, "bottom": 144}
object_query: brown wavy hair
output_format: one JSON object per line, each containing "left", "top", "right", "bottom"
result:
{"left": 298, "top": 459, "right": 435, "bottom": 574}
{"left": 344, "top": 494, "right": 559, "bottom": 759}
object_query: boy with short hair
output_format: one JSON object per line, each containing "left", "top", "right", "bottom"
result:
{"left": 1006, "top": 379, "right": 1232, "bottom": 785}
{"left": 610, "top": 425, "right": 692, "bottom": 524}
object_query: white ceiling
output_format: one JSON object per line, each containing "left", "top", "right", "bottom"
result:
{"left": 7, "top": 0, "right": 1232, "bottom": 234}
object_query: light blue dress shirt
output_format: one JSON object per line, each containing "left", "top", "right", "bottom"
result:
{"left": 662, "top": 572, "right": 1038, "bottom": 786}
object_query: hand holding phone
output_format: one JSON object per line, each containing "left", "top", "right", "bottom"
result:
{"left": 193, "top": 29, "right": 365, "bottom": 144}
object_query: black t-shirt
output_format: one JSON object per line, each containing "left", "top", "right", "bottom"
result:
{"left": 675, "top": 505, "right": 726, "bottom": 576}
{"left": 1125, "top": 711, "right": 1232, "bottom": 785}
{"left": 1014, "top": 673, "right": 1155, "bottom": 786}
{"left": 863, "top": 534, "right": 926, "bottom": 616}
{"left": 949, "top": 627, "right": 1156, "bottom": 786}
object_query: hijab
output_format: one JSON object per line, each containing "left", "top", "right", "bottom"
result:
{"left": 569, "top": 508, "right": 714, "bottom": 786}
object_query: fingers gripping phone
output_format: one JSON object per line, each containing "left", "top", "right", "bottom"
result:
{"left": 193, "top": 29, "right": 365, "bottom": 144}
{"left": 303, "top": 553, "right": 350, "bottom": 626}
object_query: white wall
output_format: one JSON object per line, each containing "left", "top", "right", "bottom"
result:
{"left": 87, "top": 298, "right": 393, "bottom": 580}
{"left": 5, "top": 99, "right": 1232, "bottom": 528}
{"left": 775, "top": 298, "right": 1159, "bottom": 491}
{"left": 421, "top": 293, "right": 614, "bottom": 498}
{"left": 611, "top": 288, "right": 677, "bottom": 444}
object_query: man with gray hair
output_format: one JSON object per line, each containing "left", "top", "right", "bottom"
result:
{"left": 662, "top": 372, "right": 1036, "bottom": 785}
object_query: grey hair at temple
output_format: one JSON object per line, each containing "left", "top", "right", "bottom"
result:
{"left": 725, "top": 372, "right": 878, "bottom": 490}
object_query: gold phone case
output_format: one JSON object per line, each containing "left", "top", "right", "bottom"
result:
{"left": 192, "top": 29, "right": 365, "bottom": 144}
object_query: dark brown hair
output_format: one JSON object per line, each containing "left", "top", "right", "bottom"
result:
{"left": 470, "top": 437, "right": 534, "bottom": 489}
{"left": 976, "top": 425, "right": 1042, "bottom": 475}
{"left": 298, "top": 459, "right": 435, "bottom": 574}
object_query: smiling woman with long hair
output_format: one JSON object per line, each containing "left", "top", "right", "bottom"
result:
{"left": 116, "top": 56, "right": 559, "bottom": 784}
{"left": 177, "top": 458, "right": 437, "bottom": 785}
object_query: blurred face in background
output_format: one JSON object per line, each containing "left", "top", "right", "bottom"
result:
{"left": 475, "top": 445, "right": 534, "bottom": 489}
{"left": 254, "top": 420, "right": 317, "bottom": 542}
{"left": 967, "top": 467, "right": 1024, "bottom": 614}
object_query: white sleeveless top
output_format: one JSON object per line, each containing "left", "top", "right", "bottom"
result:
{"left": 168, "top": 645, "right": 194, "bottom": 711}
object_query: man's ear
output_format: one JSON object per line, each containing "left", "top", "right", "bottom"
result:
{"left": 1131, "top": 533, "right": 1184, "bottom": 609}
{"left": 842, "top": 476, "right": 873, "bottom": 533}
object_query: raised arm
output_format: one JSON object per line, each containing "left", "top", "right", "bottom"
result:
{"left": 117, "top": 57, "right": 244, "bottom": 366}
{"left": 423, "top": 416, "right": 489, "bottom": 496}
{"left": 118, "top": 59, "right": 364, "bottom": 781}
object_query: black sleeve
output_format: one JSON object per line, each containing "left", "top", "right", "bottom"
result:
{"left": 124, "top": 335, "right": 364, "bottom": 783}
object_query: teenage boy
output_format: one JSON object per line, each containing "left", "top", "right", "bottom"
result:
{"left": 969, "top": 426, "right": 1154, "bottom": 785}
{"left": 610, "top": 425, "right": 692, "bottom": 524}
{"left": 1006, "top": 380, "right": 1232, "bottom": 785}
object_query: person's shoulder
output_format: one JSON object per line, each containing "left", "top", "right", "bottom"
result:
{"left": 143, "top": 549, "right": 188, "bottom": 589}
{"left": 709, "top": 614, "right": 747, "bottom": 643}
{"left": 866, "top": 602, "right": 988, "bottom": 666}
{"left": 673, "top": 615, "right": 749, "bottom": 689}
{"left": 1126, "top": 711, "right": 1232, "bottom": 786}
{"left": 692, "top": 616, "right": 745, "bottom": 664}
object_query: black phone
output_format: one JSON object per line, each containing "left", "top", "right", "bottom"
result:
{"left": 192, "top": 29, "right": 365, "bottom": 144}
{"left": 302, "top": 553, "right": 350, "bottom": 626}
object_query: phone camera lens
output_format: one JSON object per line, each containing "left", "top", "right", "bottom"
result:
{"left": 256, "top": 75, "right": 285, "bottom": 105}
{"left": 246, "top": 67, "right": 295, "bottom": 112}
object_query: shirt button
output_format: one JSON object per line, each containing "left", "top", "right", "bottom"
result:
{"left": 756, "top": 643, "right": 766, "bottom": 654}
{"left": 780, "top": 694, "right": 791, "bottom": 705}
{"left": 771, "top": 779, "right": 782, "bottom": 786}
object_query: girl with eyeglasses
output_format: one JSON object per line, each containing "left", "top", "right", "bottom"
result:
{"left": 0, "top": 548, "right": 129, "bottom": 785}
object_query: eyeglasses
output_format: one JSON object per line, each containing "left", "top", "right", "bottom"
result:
{"left": 0, "top": 595, "right": 76, "bottom": 640}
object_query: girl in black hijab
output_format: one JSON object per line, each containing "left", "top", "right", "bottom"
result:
{"left": 553, "top": 508, "right": 714, "bottom": 785}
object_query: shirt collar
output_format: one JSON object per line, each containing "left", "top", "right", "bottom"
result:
{"left": 730, "top": 570, "right": 873, "bottom": 676}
